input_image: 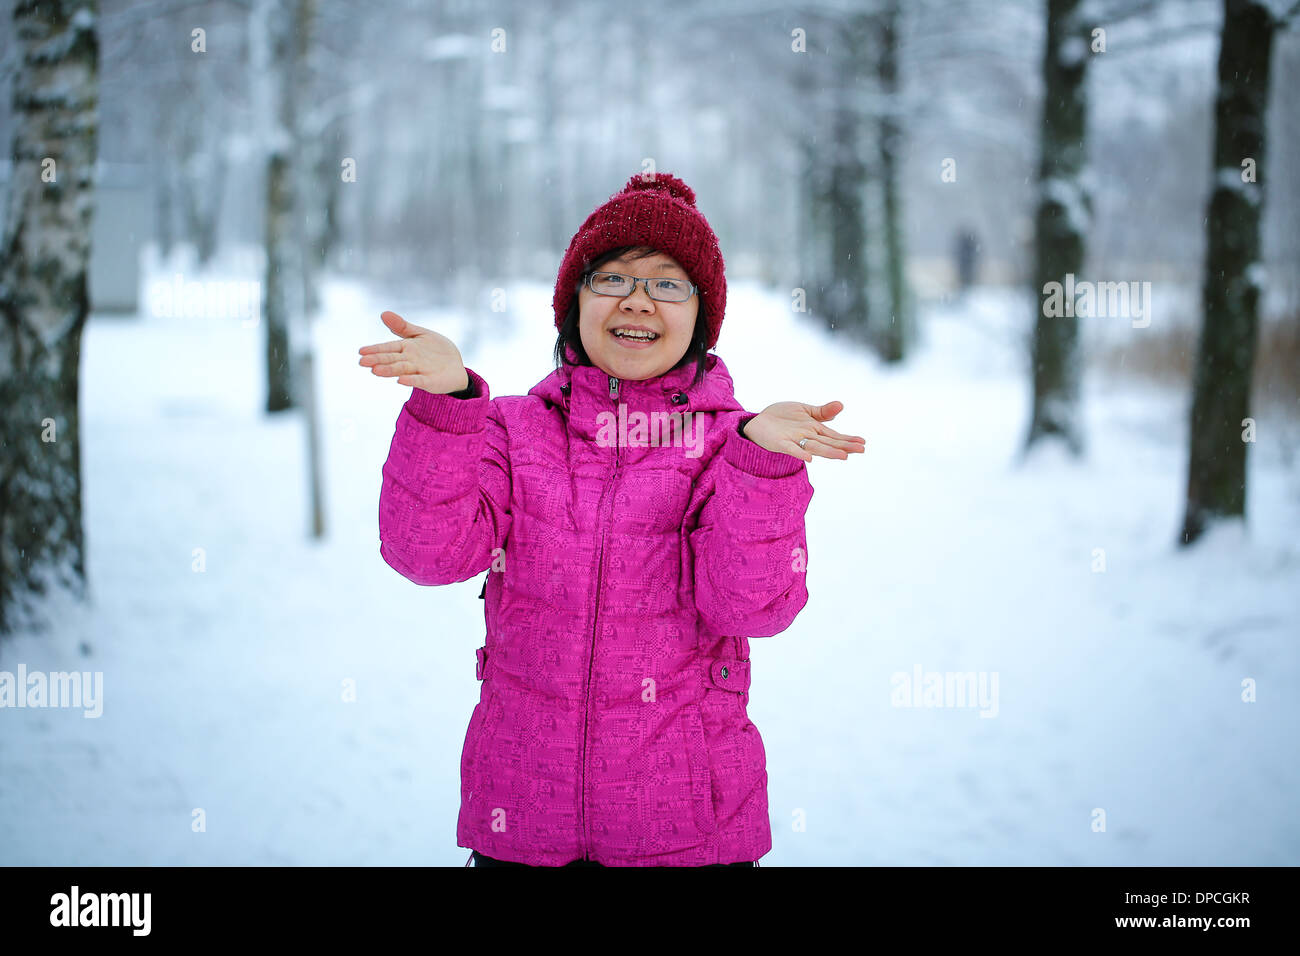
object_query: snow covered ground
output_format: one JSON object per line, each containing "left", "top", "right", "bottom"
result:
{"left": 2, "top": 253, "right": 1297, "bottom": 866}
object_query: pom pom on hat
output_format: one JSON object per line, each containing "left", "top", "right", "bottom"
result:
{"left": 621, "top": 172, "right": 697, "bottom": 206}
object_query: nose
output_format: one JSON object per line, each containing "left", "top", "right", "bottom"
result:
{"left": 619, "top": 281, "right": 656, "bottom": 313}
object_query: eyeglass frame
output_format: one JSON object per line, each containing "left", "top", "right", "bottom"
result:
{"left": 582, "top": 270, "right": 698, "bottom": 303}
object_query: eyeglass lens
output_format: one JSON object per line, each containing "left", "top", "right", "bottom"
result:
{"left": 590, "top": 272, "right": 691, "bottom": 302}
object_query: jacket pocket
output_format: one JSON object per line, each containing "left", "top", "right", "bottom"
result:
{"left": 685, "top": 703, "right": 717, "bottom": 835}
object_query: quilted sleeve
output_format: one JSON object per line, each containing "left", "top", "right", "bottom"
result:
{"left": 378, "top": 366, "right": 512, "bottom": 586}
{"left": 687, "top": 412, "right": 813, "bottom": 638}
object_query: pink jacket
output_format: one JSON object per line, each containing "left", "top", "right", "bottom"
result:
{"left": 378, "top": 345, "right": 813, "bottom": 865}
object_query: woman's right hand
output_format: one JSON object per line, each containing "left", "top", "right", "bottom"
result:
{"left": 358, "top": 310, "right": 469, "bottom": 394}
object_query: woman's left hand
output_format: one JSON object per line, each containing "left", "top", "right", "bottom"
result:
{"left": 741, "top": 401, "right": 866, "bottom": 462}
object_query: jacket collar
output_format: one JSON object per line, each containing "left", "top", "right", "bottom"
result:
{"left": 528, "top": 342, "right": 745, "bottom": 440}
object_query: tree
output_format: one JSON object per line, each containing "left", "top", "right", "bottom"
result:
{"left": 1180, "top": 0, "right": 1291, "bottom": 544}
{"left": 874, "top": 0, "right": 911, "bottom": 362}
{"left": 250, "top": 0, "right": 313, "bottom": 413}
{"left": 794, "top": 5, "right": 873, "bottom": 344}
{"left": 825, "top": 63, "right": 872, "bottom": 342}
{"left": 0, "top": 0, "right": 100, "bottom": 635}
{"left": 1024, "top": 0, "right": 1096, "bottom": 457}
{"left": 176, "top": 86, "right": 229, "bottom": 267}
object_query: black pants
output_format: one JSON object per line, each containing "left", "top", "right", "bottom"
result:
{"left": 473, "top": 849, "right": 757, "bottom": 867}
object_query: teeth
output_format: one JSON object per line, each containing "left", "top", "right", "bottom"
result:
{"left": 613, "top": 330, "right": 657, "bottom": 340}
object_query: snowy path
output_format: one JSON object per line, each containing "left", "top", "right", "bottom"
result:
{"left": 2, "top": 274, "right": 1297, "bottom": 865}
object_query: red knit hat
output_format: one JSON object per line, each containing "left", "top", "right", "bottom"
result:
{"left": 552, "top": 171, "right": 726, "bottom": 349}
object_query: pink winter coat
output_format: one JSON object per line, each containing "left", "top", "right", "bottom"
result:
{"left": 378, "top": 344, "right": 813, "bottom": 865}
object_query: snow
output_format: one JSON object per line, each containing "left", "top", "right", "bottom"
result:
{"left": 1246, "top": 261, "right": 1267, "bottom": 290}
{"left": 1057, "top": 36, "right": 1088, "bottom": 69}
{"left": 1043, "top": 175, "right": 1092, "bottom": 235}
{"left": 1, "top": 256, "right": 1297, "bottom": 866}
{"left": 1216, "top": 166, "right": 1263, "bottom": 205}
{"left": 422, "top": 35, "right": 479, "bottom": 62}
{"left": 1258, "top": 0, "right": 1297, "bottom": 19}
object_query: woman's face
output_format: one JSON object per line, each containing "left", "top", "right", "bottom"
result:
{"left": 577, "top": 250, "right": 698, "bottom": 382}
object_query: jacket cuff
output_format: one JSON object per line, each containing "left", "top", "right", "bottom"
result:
{"left": 403, "top": 367, "right": 490, "bottom": 432}
{"left": 726, "top": 414, "right": 807, "bottom": 478}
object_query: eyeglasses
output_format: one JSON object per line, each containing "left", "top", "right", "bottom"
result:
{"left": 584, "top": 271, "right": 697, "bottom": 303}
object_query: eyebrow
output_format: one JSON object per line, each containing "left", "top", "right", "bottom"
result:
{"left": 609, "top": 260, "right": 686, "bottom": 276}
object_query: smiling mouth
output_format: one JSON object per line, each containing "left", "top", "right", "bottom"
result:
{"left": 610, "top": 329, "right": 660, "bottom": 342}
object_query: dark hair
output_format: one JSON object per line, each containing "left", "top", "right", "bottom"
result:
{"left": 553, "top": 244, "right": 710, "bottom": 388}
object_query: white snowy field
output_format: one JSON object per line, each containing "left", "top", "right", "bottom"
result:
{"left": 1, "top": 255, "right": 1297, "bottom": 866}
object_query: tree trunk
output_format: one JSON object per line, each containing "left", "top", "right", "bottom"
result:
{"left": 187, "top": 147, "right": 227, "bottom": 268}
{"left": 1180, "top": 0, "right": 1275, "bottom": 545}
{"left": 875, "top": 0, "right": 909, "bottom": 363}
{"left": 311, "top": 112, "right": 345, "bottom": 277}
{"left": 292, "top": 0, "right": 318, "bottom": 321}
{"left": 251, "top": 0, "right": 300, "bottom": 413}
{"left": 803, "top": 10, "right": 873, "bottom": 345}
{"left": 537, "top": 6, "right": 565, "bottom": 257}
{"left": 825, "top": 92, "right": 870, "bottom": 343}
{"left": 179, "top": 144, "right": 227, "bottom": 269}
{"left": 155, "top": 153, "right": 175, "bottom": 262}
{"left": 0, "top": 0, "right": 99, "bottom": 636}
{"left": 793, "top": 51, "right": 832, "bottom": 326}
{"left": 264, "top": 149, "right": 295, "bottom": 412}
{"left": 1025, "top": 0, "right": 1093, "bottom": 456}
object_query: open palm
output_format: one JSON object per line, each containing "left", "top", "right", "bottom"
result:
{"left": 357, "top": 311, "right": 469, "bottom": 394}
{"left": 742, "top": 401, "right": 865, "bottom": 462}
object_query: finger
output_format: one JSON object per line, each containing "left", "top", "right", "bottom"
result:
{"left": 360, "top": 350, "right": 409, "bottom": 368}
{"left": 359, "top": 348, "right": 408, "bottom": 366}
{"left": 371, "top": 359, "right": 420, "bottom": 377}
{"left": 808, "top": 401, "right": 845, "bottom": 421}
{"left": 814, "top": 424, "right": 866, "bottom": 446}
{"left": 358, "top": 339, "right": 406, "bottom": 355}
{"left": 799, "top": 436, "right": 849, "bottom": 460}
{"left": 782, "top": 438, "right": 814, "bottom": 463}
{"left": 381, "top": 310, "right": 426, "bottom": 338}
{"left": 809, "top": 433, "right": 864, "bottom": 453}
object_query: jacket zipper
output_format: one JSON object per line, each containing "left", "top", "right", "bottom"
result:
{"left": 578, "top": 374, "right": 621, "bottom": 860}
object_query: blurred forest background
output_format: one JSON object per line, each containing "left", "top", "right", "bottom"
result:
{"left": 15, "top": 0, "right": 1295, "bottom": 303}
{"left": 2, "top": 0, "right": 1299, "bottom": 867}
